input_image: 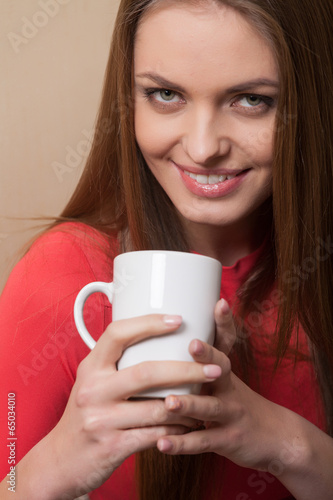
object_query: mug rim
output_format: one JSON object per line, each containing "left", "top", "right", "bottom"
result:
{"left": 115, "top": 249, "right": 222, "bottom": 268}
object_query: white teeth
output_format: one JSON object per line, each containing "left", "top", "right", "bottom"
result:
{"left": 196, "top": 174, "right": 208, "bottom": 184}
{"left": 208, "top": 175, "right": 220, "bottom": 184}
{"left": 184, "top": 170, "right": 235, "bottom": 184}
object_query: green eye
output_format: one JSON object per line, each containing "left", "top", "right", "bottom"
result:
{"left": 159, "top": 89, "right": 176, "bottom": 101}
{"left": 233, "top": 93, "right": 274, "bottom": 114}
{"left": 143, "top": 87, "right": 184, "bottom": 108}
{"left": 245, "top": 95, "right": 262, "bottom": 106}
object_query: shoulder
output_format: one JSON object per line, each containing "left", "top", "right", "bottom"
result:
{"left": 9, "top": 221, "right": 119, "bottom": 293}
{"left": 0, "top": 222, "right": 117, "bottom": 334}
{"left": 27, "top": 221, "right": 117, "bottom": 280}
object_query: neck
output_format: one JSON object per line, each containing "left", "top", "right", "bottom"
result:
{"left": 182, "top": 206, "right": 271, "bottom": 266}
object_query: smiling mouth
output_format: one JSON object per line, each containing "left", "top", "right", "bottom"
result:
{"left": 183, "top": 169, "right": 247, "bottom": 185}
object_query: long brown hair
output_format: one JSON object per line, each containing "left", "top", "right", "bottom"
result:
{"left": 60, "top": 0, "right": 333, "bottom": 498}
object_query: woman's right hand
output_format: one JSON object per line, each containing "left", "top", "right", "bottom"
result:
{"left": 10, "top": 314, "right": 221, "bottom": 500}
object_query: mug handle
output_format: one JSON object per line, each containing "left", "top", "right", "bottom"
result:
{"left": 74, "top": 281, "right": 114, "bottom": 350}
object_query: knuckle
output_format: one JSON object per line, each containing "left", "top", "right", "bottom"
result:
{"left": 81, "top": 413, "right": 101, "bottom": 435}
{"left": 181, "top": 398, "right": 191, "bottom": 414}
{"left": 132, "top": 362, "right": 152, "bottom": 384}
{"left": 198, "top": 435, "right": 211, "bottom": 453}
{"left": 121, "top": 429, "right": 141, "bottom": 451}
{"left": 204, "top": 346, "right": 215, "bottom": 364}
{"left": 222, "top": 354, "right": 232, "bottom": 375}
{"left": 75, "top": 371, "right": 101, "bottom": 408}
{"left": 106, "top": 321, "right": 124, "bottom": 345}
{"left": 75, "top": 383, "right": 93, "bottom": 408}
{"left": 228, "top": 425, "right": 245, "bottom": 449}
{"left": 106, "top": 320, "right": 131, "bottom": 357}
{"left": 76, "top": 356, "right": 91, "bottom": 379}
{"left": 152, "top": 403, "right": 168, "bottom": 424}
{"left": 175, "top": 439, "right": 185, "bottom": 454}
{"left": 232, "top": 401, "right": 246, "bottom": 421}
{"left": 210, "top": 400, "right": 222, "bottom": 419}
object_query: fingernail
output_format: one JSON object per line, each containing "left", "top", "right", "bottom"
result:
{"left": 203, "top": 364, "right": 222, "bottom": 379}
{"left": 220, "top": 299, "right": 230, "bottom": 315}
{"left": 192, "top": 339, "right": 204, "bottom": 355}
{"left": 166, "top": 395, "right": 182, "bottom": 410}
{"left": 163, "top": 315, "right": 182, "bottom": 326}
{"left": 158, "top": 438, "right": 173, "bottom": 452}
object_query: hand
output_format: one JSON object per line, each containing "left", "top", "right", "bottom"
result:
{"left": 30, "top": 314, "right": 222, "bottom": 499}
{"left": 156, "top": 300, "right": 300, "bottom": 472}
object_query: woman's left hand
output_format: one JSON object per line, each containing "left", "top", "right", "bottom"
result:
{"left": 156, "top": 299, "right": 304, "bottom": 473}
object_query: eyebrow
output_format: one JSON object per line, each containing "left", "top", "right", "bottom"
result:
{"left": 135, "top": 71, "right": 279, "bottom": 94}
{"left": 135, "top": 72, "right": 187, "bottom": 94}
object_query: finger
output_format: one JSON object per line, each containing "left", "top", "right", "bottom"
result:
{"left": 96, "top": 400, "right": 198, "bottom": 430}
{"left": 88, "top": 314, "right": 182, "bottom": 367}
{"left": 109, "top": 360, "right": 222, "bottom": 400}
{"left": 214, "top": 299, "right": 237, "bottom": 354}
{"left": 122, "top": 423, "right": 189, "bottom": 456}
{"left": 164, "top": 394, "right": 225, "bottom": 423}
{"left": 189, "top": 338, "right": 231, "bottom": 376}
{"left": 157, "top": 426, "right": 220, "bottom": 455}
{"left": 187, "top": 299, "right": 235, "bottom": 361}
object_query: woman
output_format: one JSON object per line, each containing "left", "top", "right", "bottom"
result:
{"left": 0, "top": 0, "right": 332, "bottom": 499}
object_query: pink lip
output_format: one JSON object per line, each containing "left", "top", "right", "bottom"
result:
{"left": 172, "top": 161, "right": 250, "bottom": 198}
{"left": 173, "top": 162, "right": 244, "bottom": 177}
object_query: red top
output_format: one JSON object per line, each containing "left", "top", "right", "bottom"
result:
{"left": 0, "top": 222, "right": 325, "bottom": 499}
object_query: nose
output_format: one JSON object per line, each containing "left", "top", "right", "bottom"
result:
{"left": 182, "top": 107, "right": 231, "bottom": 165}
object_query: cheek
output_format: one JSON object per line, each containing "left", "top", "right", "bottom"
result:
{"left": 239, "top": 121, "right": 275, "bottom": 165}
{"left": 135, "top": 104, "right": 178, "bottom": 160}
{"left": 134, "top": 105, "right": 158, "bottom": 157}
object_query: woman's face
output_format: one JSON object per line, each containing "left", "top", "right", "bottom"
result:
{"left": 134, "top": 1, "right": 279, "bottom": 233}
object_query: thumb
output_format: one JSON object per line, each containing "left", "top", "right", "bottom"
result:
{"left": 214, "top": 299, "right": 237, "bottom": 355}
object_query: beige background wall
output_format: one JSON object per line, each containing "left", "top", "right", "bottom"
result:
{"left": 0, "top": 0, "right": 120, "bottom": 291}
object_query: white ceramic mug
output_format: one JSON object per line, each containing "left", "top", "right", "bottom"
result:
{"left": 74, "top": 250, "right": 222, "bottom": 398}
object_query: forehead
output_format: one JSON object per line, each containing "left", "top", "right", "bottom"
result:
{"left": 134, "top": 1, "right": 278, "bottom": 89}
